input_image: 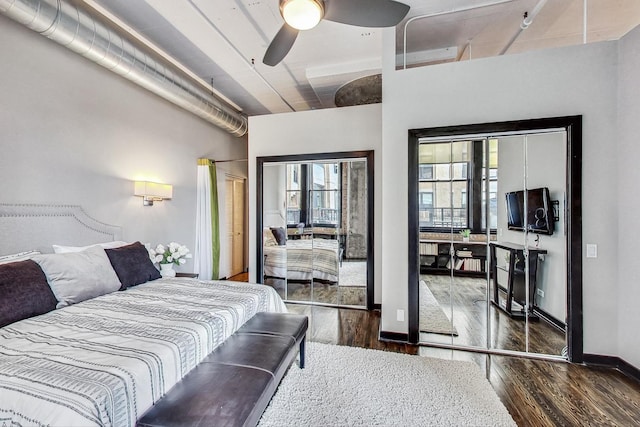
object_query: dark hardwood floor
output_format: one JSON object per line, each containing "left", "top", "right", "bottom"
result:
{"left": 421, "top": 274, "right": 566, "bottom": 356}
{"left": 230, "top": 273, "right": 639, "bottom": 426}
{"left": 287, "top": 304, "right": 640, "bottom": 427}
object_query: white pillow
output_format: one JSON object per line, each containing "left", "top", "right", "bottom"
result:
{"left": 52, "top": 241, "right": 128, "bottom": 254}
{"left": 0, "top": 250, "right": 41, "bottom": 265}
{"left": 263, "top": 228, "right": 278, "bottom": 247}
{"left": 32, "top": 246, "right": 122, "bottom": 308}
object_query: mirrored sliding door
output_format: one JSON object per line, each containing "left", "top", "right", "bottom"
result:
{"left": 408, "top": 117, "right": 582, "bottom": 361}
{"left": 257, "top": 151, "right": 374, "bottom": 310}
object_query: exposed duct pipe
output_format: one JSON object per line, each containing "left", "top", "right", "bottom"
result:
{"left": 0, "top": 0, "right": 248, "bottom": 137}
{"left": 499, "top": 0, "right": 549, "bottom": 55}
{"left": 402, "top": 0, "right": 515, "bottom": 69}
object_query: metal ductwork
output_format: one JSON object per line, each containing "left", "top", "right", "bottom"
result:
{"left": 0, "top": 0, "right": 248, "bottom": 137}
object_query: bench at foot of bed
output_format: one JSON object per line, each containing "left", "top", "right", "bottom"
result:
{"left": 137, "top": 312, "right": 308, "bottom": 427}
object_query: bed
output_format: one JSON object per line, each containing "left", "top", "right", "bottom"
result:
{"left": 263, "top": 238, "right": 340, "bottom": 283}
{"left": 0, "top": 204, "right": 286, "bottom": 426}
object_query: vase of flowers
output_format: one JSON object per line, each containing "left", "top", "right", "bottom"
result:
{"left": 459, "top": 229, "right": 471, "bottom": 242}
{"left": 159, "top": 262, "right": 176, "bottom": 277}
{"left": 147, "top": 242, "right": 192, "bottom": 278}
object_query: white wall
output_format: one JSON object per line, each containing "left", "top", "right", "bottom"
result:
{"left": 497, "top": 133, "right": 567, "bottom": 322}
{"left": 617, "top": 25, "right": 640, "bottom": 367}
{"left": 263, "top": 164, "right": 287, "bottom": 228}
{"left": 248, "top": 104, "right": 382, "bottom": 302}
{"left": 0, "top": 15, "right": 247, "bottom": 272}
{"left": 381, "top": 30, "right": 619, "bottom": 356}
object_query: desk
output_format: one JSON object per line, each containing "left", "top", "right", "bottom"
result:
{"left": 489, "top": 242, "right": 546, "bottom": 319}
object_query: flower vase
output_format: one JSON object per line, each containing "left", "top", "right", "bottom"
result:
{"left": 160, "top": 263, "right": 176, "bottom": 278}
{"left": 462, "top": 237, "right": 469, "bottom": 243}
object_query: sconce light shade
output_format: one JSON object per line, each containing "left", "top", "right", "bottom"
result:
{"left": 134, "top": 181, "right": 173, "bottom": 206}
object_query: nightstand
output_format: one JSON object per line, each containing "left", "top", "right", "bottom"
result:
{"left": 175, "top": 273, "right": 198, "bottom": 278}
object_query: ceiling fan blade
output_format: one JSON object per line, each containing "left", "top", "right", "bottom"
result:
{"left": 263, "top": 24, "right": 299, "bottom": 66}
{"left": 324, "top": 0, "right": 410, "bottom": 27}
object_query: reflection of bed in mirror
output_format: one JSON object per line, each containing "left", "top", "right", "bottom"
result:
{"left": 264, "top": 238, "right": 339, "bottom": 283}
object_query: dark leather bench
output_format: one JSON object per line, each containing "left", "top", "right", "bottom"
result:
{"left": 137, "top": 312, "right": 308, "bottom": 427}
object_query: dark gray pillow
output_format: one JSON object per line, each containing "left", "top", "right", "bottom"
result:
{"left": 105, "top": 241, "right": 161, "bottom": 290}
{"left": 270, "top": 227, "right": 287, "bottom": 246}
{"left": 0, "top": 259, "right": 58, "bottom": 328}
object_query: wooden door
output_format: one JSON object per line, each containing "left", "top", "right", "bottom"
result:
{"left": 231, "top": 179, "right": 245, "bottom": 276}
{"left": 225, "top": 177, "right": 245, "bottom": 278}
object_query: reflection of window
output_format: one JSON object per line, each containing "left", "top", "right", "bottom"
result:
{"left": 419, "top": 192, "right": 433, "bottom": 209}
{"left": 418, "top": 139, "right": 498, "bottom": 232}
{"left": 418, "top": 141, "right": 470, "bottom": 229}
{"left": 286, "top": 162, "right": 341, "bottom": 227}
{"left": 419, "top": 164, "right": 433, "bottom": 180}
{"left": 481, "top": 139, "right": 499, "bottom": 230}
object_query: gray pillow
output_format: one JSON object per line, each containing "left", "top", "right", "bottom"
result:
{"left": 32, "top": 245, "right": 122, "bottom": 308}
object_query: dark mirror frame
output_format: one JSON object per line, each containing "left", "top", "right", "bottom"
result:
{"left": 256, "top": 150, "right": 375, "bottom": 310}
{"left": 407, "top": 116, "right": 583, "bottom": 362}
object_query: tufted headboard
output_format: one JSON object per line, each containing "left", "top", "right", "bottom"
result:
{"left": 0, "top": 204, "right": 122, "bottom": 256}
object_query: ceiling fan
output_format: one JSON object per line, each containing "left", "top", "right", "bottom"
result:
{"left": 263, "top": 0, "right": 410, "bottom": 66}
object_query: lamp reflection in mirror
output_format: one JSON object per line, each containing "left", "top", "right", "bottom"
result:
{"left": 134, "top": 181, "right": 173, "bottom": 206}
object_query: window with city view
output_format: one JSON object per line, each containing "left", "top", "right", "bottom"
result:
{"left": 286, "top": 162, "right": 340, "bottom": 227}
{"left": 418, "top": 139, "right": 498, "bottom": 232}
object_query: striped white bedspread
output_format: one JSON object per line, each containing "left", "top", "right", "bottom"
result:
{"left": 263, "top": 238, "right": 339, "bottom": 282}
{"left": 0, "top": 278, "right": 286, "bottom": 427}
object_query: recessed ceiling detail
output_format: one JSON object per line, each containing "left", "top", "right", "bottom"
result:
{"left": 335, "top": 74, "right": 382, "bottom": 107}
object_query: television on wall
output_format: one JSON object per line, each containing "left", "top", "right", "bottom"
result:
{"left": 505, "top": 187, "right": 555, "bottom": 235}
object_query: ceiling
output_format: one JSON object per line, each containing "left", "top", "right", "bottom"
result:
{"left": 84, "top": 0, "right": 640, "bottom": 117}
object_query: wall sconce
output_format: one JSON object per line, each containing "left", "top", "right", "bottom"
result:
{"left": 134, "top": 181, "right": 173, "bottom": 206}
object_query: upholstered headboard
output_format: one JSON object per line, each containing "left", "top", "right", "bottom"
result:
{"left": 0, "top": 204, "right": 122, "bottom": 256}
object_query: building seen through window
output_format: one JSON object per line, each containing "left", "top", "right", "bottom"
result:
{"left": 418, "top": 139, "right": 498, "bottom": 232}
{"left": 286, "top": 162, "right": 340, "bottom": 227}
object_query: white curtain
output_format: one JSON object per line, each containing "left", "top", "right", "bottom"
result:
{"left": 196, "top": 159, "right": 230, "bottom": 280}
{"left": 195, "top": 159, "right": 214, "bottom": 280}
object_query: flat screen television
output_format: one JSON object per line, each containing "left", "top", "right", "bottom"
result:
{"left": 505, "top": 187, "right": 555, "bottom": 235}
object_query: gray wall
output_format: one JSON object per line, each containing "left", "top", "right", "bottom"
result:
{"left": 380, "top": 30, "right": 620, "bottom": 357}
{"left": 249, "top": 104, "right": 383, "bottom": 302}
{"left": 617, "top": 25, "right": 640, "bottom": 368}
{"left": 262, "top": 164, "right": 287, "bottom": 228}
{"left": 0, "top": 15, "right": 247, "bottom": 272}
{"left": 497, "top": 133, "right": 567, "bottom": 322}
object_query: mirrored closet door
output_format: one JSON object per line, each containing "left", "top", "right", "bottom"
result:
{"left": 257, "top": 151, "right": 374, "bottom": 310}
{"left": 409, "top": 117, "right": 582, "bottom": 361}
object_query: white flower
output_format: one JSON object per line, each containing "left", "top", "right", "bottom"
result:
{"left": 149, "top": 242, "right": 190, "bottom": 265}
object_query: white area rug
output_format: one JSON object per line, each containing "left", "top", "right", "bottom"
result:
{"left": 338, "top": 261, "right": 366, "bottom": 287}
{"left": 420, "top": 280, "right": 458, "bottom": 336}
{"left": 259, "top": 343, "right": 515, "bottom": 427}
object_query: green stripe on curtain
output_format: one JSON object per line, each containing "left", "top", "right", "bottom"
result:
{"left": 209, "top": 161, "right": 220, "bottom": 280}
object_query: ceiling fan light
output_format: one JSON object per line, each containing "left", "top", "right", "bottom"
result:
{"left": 281, "top": 0, "right": 324, "bottom": 31}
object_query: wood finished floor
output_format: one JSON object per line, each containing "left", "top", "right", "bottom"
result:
{"left": 421, "top": 274, "right": 566, "bottom": 356}
{"left": 286, "top": 304, "right": 640, "bottom": 427}
{"left": 229, "top": 273, "right": 640, "bottom": 426}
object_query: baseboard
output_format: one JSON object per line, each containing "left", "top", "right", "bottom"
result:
{"left": 379, "top": 330, "right": 409, "bottom": 342}
{"left": 583, "top": 354, "right": 640, "bottom": 383}
{"left": 373, "top": 303, "right": 381, "bottom": 310}
{"left": 533, "top": 307, "right": 566, "bottom": 331}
